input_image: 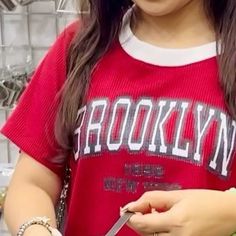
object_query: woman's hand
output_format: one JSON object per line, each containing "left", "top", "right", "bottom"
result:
{"left": 121, "top": 190, "right": 236, "bottom": 236}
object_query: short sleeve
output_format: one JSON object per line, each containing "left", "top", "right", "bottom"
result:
{"left": 0, "top": 21, "right": 79, "bottom": 178}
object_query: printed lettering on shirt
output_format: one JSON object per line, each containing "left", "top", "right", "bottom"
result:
{"left": 74, "top": 106, "right": 87, "bottom": 161}
{"left": 84, "top": 99, "right": 108, "bottom": 155}
{"left": 124, "top": 163, "right": 165, "bottom": 179}
{"left": 172, "top": 102, "right": 190, "bottom": 158}
{"left": 103, "top": 164, "right": 178, "bottom": 193}
{"left": 128, "top": 99, "right": 153, "bottom": 151}
{"left": 148, "top": 100, "right": 176, "bottom": 154}
{"left": 107, "top": 98, "right": 131, "bottom": 151}
{"left": 208, "top": 112, "right": 236, "bottom": 177}
{"left": 193, "top": 104, "right": 215, "bottom": 162}
{"left": 73, "top": 97, "right": 236, "bottom": 178}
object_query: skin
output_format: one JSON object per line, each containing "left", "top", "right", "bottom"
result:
{"left": 122, "top": 190, "right": 236, "bottom": 236}
{"left": 121, "top": 1, "right": 236, "bottom": 236}
{"left": 4, "top": 153, "right": 61, "bottom": 236}
{"left": 132, "top": 0, "right": 199, "bottom": 16}
{"left": 131, "top": 0, "right": 215, "bottom": 48}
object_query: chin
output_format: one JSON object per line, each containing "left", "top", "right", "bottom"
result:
{"left": 133, "top": 0, "right": 193, "bottom": 16}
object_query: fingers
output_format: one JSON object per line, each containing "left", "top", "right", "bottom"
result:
{"left": 128, "top": 211, "right": 173, "bottom": 233}
{"left": 121, "top": 191, "right": 184, "bottom": 236}
{"left": 122, "top": 191, "right": 181, "bottom": 213}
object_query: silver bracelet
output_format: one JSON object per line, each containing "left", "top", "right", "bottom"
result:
{"left": 17, "top": 217, "right": 52, "bottom": 236}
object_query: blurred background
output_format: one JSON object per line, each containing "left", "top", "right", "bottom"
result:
{"left": 0, "top": 0, "right": 77, "bottom": 234}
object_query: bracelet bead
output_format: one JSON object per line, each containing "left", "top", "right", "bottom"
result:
{"left": 17, "top": 217, "right": 52, "bottom": 236}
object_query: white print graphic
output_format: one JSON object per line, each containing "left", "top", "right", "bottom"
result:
{"left": 84, "top": 100, "right": 107, "bottom": 154}
{"left": 73, "top": 97, "right": 236, "bottom": 178}
{"left": 209, "top": 113, "right": 236, "bottom": 176}
{"left": 148, "top": 101, "right": 176, "bottom": 153}
{"left": 193, "top": 105, "right": 215, "bottom": 162}
{"left": 128, "top": 99, "right": 153, "bottom": 151}
{"left": 74, "top": 106, "right": 87, "bottom": 161}
{"left": 172, "top": 102, "right": 190, "bottom": 158}
{"left": 107, "top": 98, "right": 131, "bottom": 151}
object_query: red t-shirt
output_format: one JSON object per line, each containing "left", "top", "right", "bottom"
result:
{"left": 2, "top": 10, "right": 236, "bottom": 236}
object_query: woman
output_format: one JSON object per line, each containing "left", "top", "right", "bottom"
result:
{"left": 2, "top": 0, "right": 236, "bottom": 235}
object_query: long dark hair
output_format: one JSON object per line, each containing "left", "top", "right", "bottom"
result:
{"left": 55, "top": 0, "right": 236, "bottom": 153}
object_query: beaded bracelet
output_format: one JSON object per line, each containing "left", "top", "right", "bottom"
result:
{"left": 17, "top": 217, "right": 52, "bottom": 236}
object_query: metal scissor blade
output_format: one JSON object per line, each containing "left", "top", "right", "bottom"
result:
{"left": 105, "top": 212, "right": 134, "bottom": 236}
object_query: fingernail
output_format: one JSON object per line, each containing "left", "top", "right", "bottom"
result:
{"left": 120, "top": 207, "right": 125, "bottom": 216}
{"left": 120, "top": 206, "right": 129, "bottom": 213}
{"left": 121, "top": 202, "right": 136, "bottom": 212}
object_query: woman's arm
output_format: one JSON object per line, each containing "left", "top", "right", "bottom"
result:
{"left": 122, "top": 190, "right": 236, "bottom": 236}
{"left": 4, "top": 153, "right": 62, "bottom": 236}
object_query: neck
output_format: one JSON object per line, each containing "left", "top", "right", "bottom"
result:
{"left": 132, "top": 0, "right": 215, "bottom": 48}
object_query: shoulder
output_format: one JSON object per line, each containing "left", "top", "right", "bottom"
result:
{"left": 38, "top": 20, "right": 80, "bottom": 77}
{"left": 55, "top": 20, "right": 80, "bottom": 48}
{"left": 61, "top": 20, "right": 80, "bottom": 39}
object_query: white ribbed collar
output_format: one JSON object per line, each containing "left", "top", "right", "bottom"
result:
{"left": 119, "top": 9, "right": 217, "bottom": 67}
